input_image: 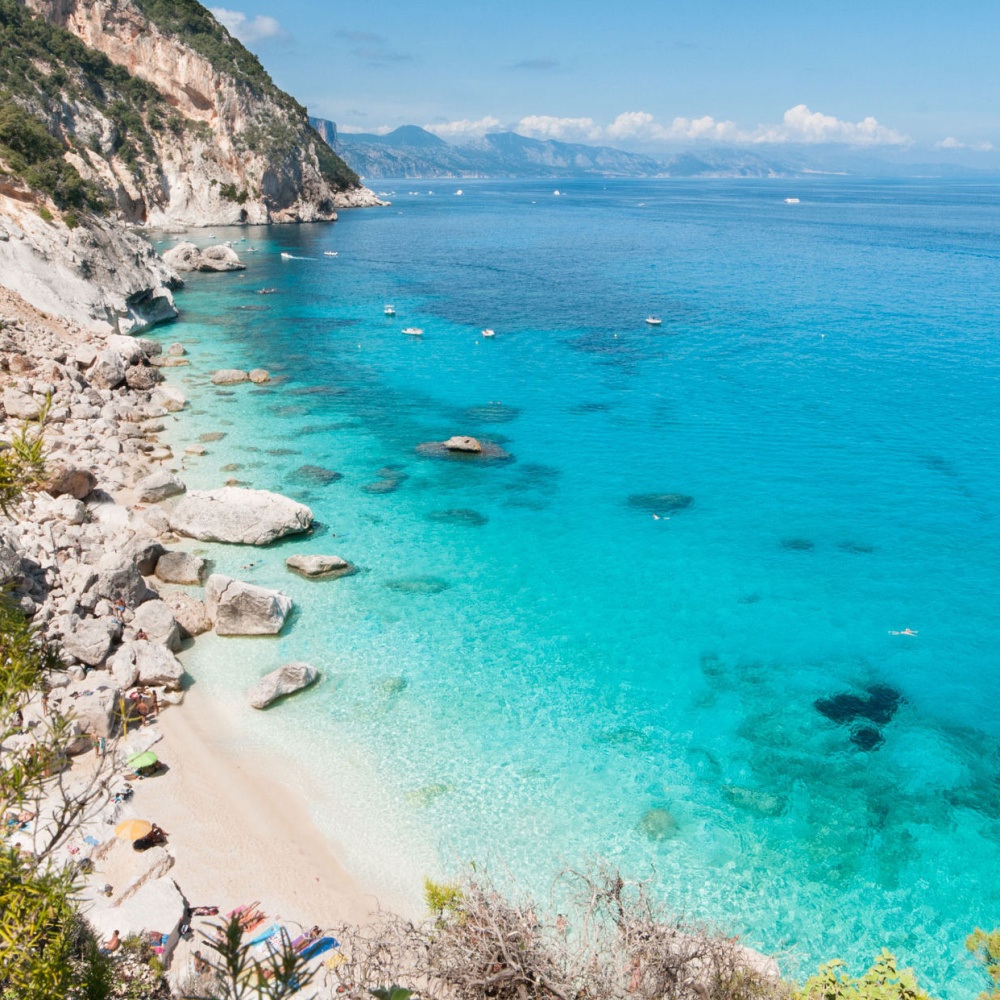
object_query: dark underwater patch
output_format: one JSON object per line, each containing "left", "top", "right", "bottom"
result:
{"left": 627, "top": 493, "right": 694, "bottom": 515}
{"left": 780, "top": 537, "right": 814, "bottom": 551}
{"left": 426, "top": 508, "right": 489, "bottom": 527}
{"left": 384, "top": 575, "right": 450, "bottom": 595}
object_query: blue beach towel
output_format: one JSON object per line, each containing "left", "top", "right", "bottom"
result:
{"left": 299, "top": 937, "right": 338, "bottom": 960}
{"left": 84, "top": 836, "right": 100, "bottom": 846}
{"left": 248, "top": 924, "right": 279, "bottom": 946}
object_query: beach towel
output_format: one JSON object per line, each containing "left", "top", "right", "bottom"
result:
{"left": 248, "top": 924, "right": 279, "bottom": 946}
{"left": 84, "top": 835, "right": 100, "bottom": 846}
{"left": 299, "top": 937, "right": 338, "bottom": 961}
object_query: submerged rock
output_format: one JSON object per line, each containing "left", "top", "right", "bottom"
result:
{"left": 363, "top": 467, "right": 409, "bottom": 494}
{"left": 627, "top": 493, "right": 694, "bottom": 514}
{"left": 780, "top": 537, "right": 815, "bottom": 551}
{"left": 850, "top": 725, "right": 885, "bottom": 751}
{"left": 637, "top": 807, "right": 679, "bottom": 841}
{"left": 248, "top": 661, "right": 318, "bottom": 709}
{"left": 417, "top": 440, "right": 511, "bottom": 461}
{"left": 292, "top": 464, "right": 342, "bottom": 486}
{"left": 426, "top": 508, "right": 489, "bottom": 527}
{"left": 169, "top": 488, "right": 313, "bottom": 545}
{"left": 815, "top": 683, "right": 902, "bottom": 727}
{"left": 384, "top": 575, "right": 450, "bottom": 595}
{"left": 721, "top": 784, "right": 788, "bottom": 817}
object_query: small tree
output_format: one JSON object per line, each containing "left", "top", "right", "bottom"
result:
{"left": 795, "top": 950, "right": 934, "bottom": 1000}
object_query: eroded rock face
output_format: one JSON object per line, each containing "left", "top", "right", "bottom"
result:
{"left": 204, "top": 574, "right": 292, "bottom": 636}
{"left": 154, "top": 551, "right": 205, "bottom": 585}
{"left": 168, "top": 488, "right": 313, "bottom": 545}
{"left": 135, "top": 470, "right": 186, "bottom": 503}
{"left": 94, "top": 553, "right": 157, "bottom": 607}
{"left": 248, "top": 661, "right": 318, "bottom": 709}
{"left": 285, "top": 554, "right": 354, "bottom": 579}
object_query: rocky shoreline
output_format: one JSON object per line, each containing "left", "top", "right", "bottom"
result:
{"left": 0, "top": 284, "right": 353, "bottom": 991}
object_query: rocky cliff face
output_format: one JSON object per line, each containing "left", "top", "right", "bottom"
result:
{"left": 0, "top": 0, "right": 379, "bottom": 333}
{"left": 22, "top": 0, "right": 374, "bottom": 225}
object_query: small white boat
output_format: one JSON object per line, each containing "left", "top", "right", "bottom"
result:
{"left": 645, "top": 317, "right": 662, "bottom": 326}
{"left": 280, "top": 252, "right": 294, "bottom": 259}
{"left": 324, "top": 251, "right": 338, "bottom": 257}
{"left": 455, "top": 189, "right": 463, "bottom": 196}
{"left": 402, "top": 327, "right": 424, "bottom": 336}
{"left": 481, "top": 328, "right": 495, "bottom": 338}
{"left": 784, "top": 197, "right": 801, "bottom": 204}
{"left": 384, "top": 305, "right": 396, "bottom": 316}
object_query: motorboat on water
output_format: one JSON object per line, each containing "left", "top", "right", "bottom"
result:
{"left": 324, "top": 251, "right": 338, "bottom": 256}
{"left": 402, "top": 327, "right": 424, "bottom": 336}
{"left": 257, "top": 288, "right": 277, "bottom": 295}
{"left": 280, "top": 252, "right": 294, "bottom": 259}
{"left": 384, "top": 305, "right": 396, "bottom": 316}
{"left": 481, "top": 328, "right": 495, "bottom": 338}
{"left": 645, "top": 316, "right": 662, "bottom": 326}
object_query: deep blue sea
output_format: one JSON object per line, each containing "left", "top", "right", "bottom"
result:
{"left": 150, "top": 178, "right": 1000, "bottom": 996}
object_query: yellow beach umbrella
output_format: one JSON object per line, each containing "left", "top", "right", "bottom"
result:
{"left": 115, "top": 818, "right": 152, "bottom": 841}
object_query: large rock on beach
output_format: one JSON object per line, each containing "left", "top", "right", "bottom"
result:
{"left": 42, "top": 466, "right": 97, "bottom": 500}
{"left": 248, "top": 661, "right": 318, "bottom": 709}
{"left": 160, "top": 591, "right": 212, "bottom": 637}
{"left": 211, "top": 368, "right": 249, "bottom": 385}
{"left": 205, "top": 574, "right": 292, "bottom": 635}
{"left": 150, "top": 385, "right": 186, "bottom": 412}
{"left": 154, "top": 551, "right": 205, "bottom": 585}
{"left": 285, "top": 554, "right": 354, "bottom": 579}
{"left": 129, "top": 600, "right": 181, "bottom": 652}
{"left": 59, "top": 614, "right": 120, "bottom": 666}
{"left": 135, "top": 470, "right": 186, "bottom": 503}
{"left": 2, "top": 386, "right": 43, "bottom": 420}
{"left": 60, "top": 678, "right": 120, "bottom": 738}
{"left": 90, "top": 349, "right": 127, "bottom": 389}
{"left": 93, "top": 553, "right": 157, "bottom": 607}
{"left": 0, "top": 538, "right": 22, "bottom": 584}
{"left": 109, "top": 640, "right": 184, "bottom": 690}
{"left": 124, "top": 365, "right": 160, "bottom": 391}
{"left": 169, "top": 488, "right": 313, "bottom": 545}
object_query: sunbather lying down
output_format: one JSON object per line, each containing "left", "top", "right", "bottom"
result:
{"left": 133, "top": 824, "right": 167, "bottom": 852}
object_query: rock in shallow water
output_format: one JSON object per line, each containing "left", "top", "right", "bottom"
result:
{"left": 426, "top": 508, "right": 489, "bottom": 527}
{"left": 168, "top": 488, "right": 312, "bottom": 545}
{"left": 638, "top": 807, "right": 679, "bottom": 841}
{"left": 205, "top": 574, "right": 292, "bottom": 635}
{"left": 154, "top": 551, "right": 206, "bottom": 585}
{"left": 248, "top": 661, "right": 318, "bottom": 709}
{"left": 384, "top": 575, "right": 450, "bottom": 595}
{"left": 285, "top": 554, "right": 354, "bottom": 579}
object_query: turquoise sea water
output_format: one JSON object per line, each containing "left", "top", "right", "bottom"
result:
{"left": 151, "top": 179, "right": 1000, "bottom": 995}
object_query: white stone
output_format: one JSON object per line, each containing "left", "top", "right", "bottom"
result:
{"left": 154, "top": 551, "right": 205, "bottom": 585}
{"left": 129, "top": 600, "right": 181, "bottom": 652}
{"left": 169, "top": 488, "right": 312, "bottom": 545}
{"left": 205, "top": 574, "right": 292, "bottom": 636}
{"left": 248, "top": 661, "right": 318, "bottom": 709}
{"left": 135, "top": 470, "right": 186, "bottom": 503}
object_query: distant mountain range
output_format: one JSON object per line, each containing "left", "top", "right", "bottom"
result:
{"left": 310, "top": 120, "right": 791, "bottom": 180}
{"left": 309, "top": 118, "right": 1000, "bottom": 181}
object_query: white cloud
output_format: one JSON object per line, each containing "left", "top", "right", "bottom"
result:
{"left": 935, "top": 136, "right": 994, "bottom": 152}
{"left": 372, "top": 105, "right": 913, "bottom": 150}
{"left": 516, "top": 115, "right": 603, "bottom": 142}
{"left": 752, "top": 104, "right": 909, "bottom": 146}
{"left": 424, "top": 116, "right": 502, "bottom": 140}
{"left": 210, "top": 8, "right": 285, "bottom": 44}
{"left": 339, "top": 124, "right": 392, "bottom": 135}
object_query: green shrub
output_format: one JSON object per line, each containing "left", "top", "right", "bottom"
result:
{"left": 796, "top": 950, "right": 934, "bottom": 1000}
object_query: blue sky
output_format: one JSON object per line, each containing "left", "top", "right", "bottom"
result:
{"left": 210, "top": 1, "right": 1000, "bottom": 159}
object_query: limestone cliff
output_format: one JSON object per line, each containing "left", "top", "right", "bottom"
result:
{"left": 0, "top": 0, "right": 378, "bottom": 332}
{"left": 21, "top": 0, "right": 375, "bottom": 225}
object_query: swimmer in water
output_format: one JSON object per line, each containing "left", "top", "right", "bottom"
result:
{"left": 889, "top": 629, "right": 918, "bottom": 636}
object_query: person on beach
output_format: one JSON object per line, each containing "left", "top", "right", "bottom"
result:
{"left": 101, "top": 930, "right": 120, "bottom": 955}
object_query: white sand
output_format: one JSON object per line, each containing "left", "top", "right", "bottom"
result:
{"left": 137, "top": 685, "right": 396, "bottom": 933}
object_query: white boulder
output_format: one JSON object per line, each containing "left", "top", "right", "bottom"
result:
{"left": 135, "top": 470, "right": 186, "bottom": 503}
{"left": 248, "top": 661, "right": 318, "bottom": 709}
{"left": 168, "top": 488, "right": 312, "bottom": 545}
{"left": 154, "top": 551, "right": 205, "bottom": 585}
{"left": 205, "top": 574, "right": 292, "bottom": 636}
